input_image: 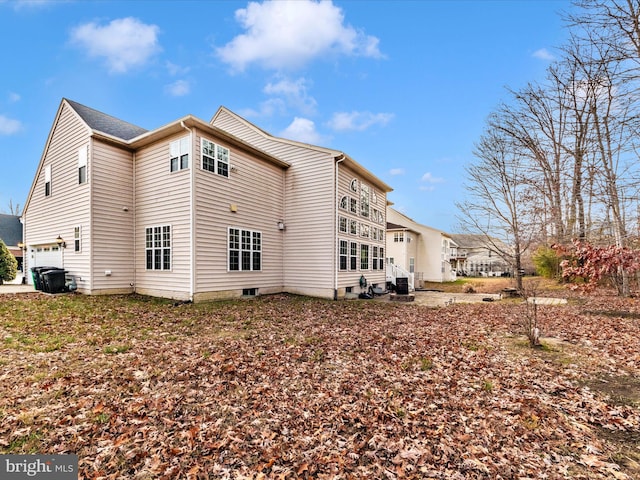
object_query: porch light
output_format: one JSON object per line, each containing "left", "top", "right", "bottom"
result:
{"left": 277, "top": 221, "right": 285, "bottom": 230}
{"left": 17, "top": 242, "right": 24, "bottom": 250}
{"left": 56, "top": 235, "right": 66, "bottom": 249}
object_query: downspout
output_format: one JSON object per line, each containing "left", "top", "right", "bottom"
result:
{"left": 334, "top": 154, "right": 345, "bottom": 300}
{"left": 180, "top": 121, "right": 195, "bottom": 301}
{"left": 132, "top": 152, "right": 136, "bottom": 293}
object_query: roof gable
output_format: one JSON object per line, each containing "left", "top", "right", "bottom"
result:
{"left": 65, "top": 99, "right": 148, "bottom": 141}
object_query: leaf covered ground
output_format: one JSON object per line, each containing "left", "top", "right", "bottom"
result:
{"left": 0, "top": 292, "right": 639, "bottom": 479}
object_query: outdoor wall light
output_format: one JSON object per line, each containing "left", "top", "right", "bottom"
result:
{"left": 56, "top": 235, "right": 66, "bottom": 249}
{"left": 17, "top": 242, "right": 24, "bottom": 250}
{"left": 277, "top": 221, "right": 286, "bottom": 230}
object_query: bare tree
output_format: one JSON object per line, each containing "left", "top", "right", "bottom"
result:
{"left": 7, "top": 199, "right": 21, "bottom": 216}
{"left": 457, "top": 126, "right": 539, "bottom": 291}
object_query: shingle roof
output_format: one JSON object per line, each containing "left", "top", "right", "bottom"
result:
{"left": 386, "top": 222, "right": 407, "bottom": 230}
{"left": 65, "top": 99, "right": 148, "bottom": 141}
{"left": 0, "top": 214, "right": 22, "bottom": 246}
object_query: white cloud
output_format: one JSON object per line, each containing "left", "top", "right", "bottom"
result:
{"left": 8, "top": 92, "right": 20, "bottom": 103}
{"left": 164, "top": 80, "right": 190, "bottom": 97}
{"left": 216, "top": 0, "right": 383, "bottom": 72}
{"left": 421, "top": 172, "right": 444, "bottom": 183}
{"left": 70, "top": 17, "right": 161, "bottom": 73}
{"left": 264, "top": 77, "right": 317, "bottom": 114}
{"left": 280, "top": 117, "right": 323, "bottom": 144}
{"left": 327, "top": 111, "right": 394, "bottom": 132}
{"left": 389, "top": 168, "right": 405, "bottom": 176}
{"left": 0, "top": 115, "right": 22, "bottom": 135}
{"left": 165, "top": 61, "right": 190, "bottom": 76}
{"left": 533, "top": 48, "right": 555, "bottom": 61}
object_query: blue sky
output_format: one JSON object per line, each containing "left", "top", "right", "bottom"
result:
{"left": 0, "top": 0, "right": 572, "bottom": 232}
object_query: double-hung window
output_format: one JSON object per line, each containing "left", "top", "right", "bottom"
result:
{"left": 201, "top": 138, "right": 230, "bottom": 177}
{"left": 338, "top": 216, "right": 347, "bottom": 234}
{"left": 360, "top": 184, "right": 370, "bottom": 218}
{"left": 170, "top": 137, "right": 189, "bottom": 172}
{"left": 44, "top": 164, "right": 51, "bottom": 197}
{"left": 350, "top": 242, "right": 358, "bottom": 270}
{"left": 78, "top": 145, "right": 88, "bottom": 184}
{"left": 74, "top": 226, "right": 81, "bottom": 253}
{"left": 146, "top": 225, "right": 171, "bottom": 270}
{"left": 228, "top": 227, "right": 261, "bottom": 271}
{"left": 339, "top": 240, "right": 348, "bottom": 271}
{"left": 360, "top": 244, "right": 369, "bottom": 270}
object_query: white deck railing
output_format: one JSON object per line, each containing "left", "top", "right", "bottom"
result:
{"left": 386, "top": 263, "right": 415, "bottom": 292}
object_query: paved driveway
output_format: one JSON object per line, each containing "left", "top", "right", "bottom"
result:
{"left": 0, "top": 284, "right": 36, "bottom": 294}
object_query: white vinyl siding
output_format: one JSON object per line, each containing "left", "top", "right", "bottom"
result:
{"left": 193, "top": 128, "right": 285, "bottom": 294}
{"left": 23, "top": 102, "right": 92, "bottom": 289}
{"left": 91, "top": 141, "right": 135, "bottom": 293}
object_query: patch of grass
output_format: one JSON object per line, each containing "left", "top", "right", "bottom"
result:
{"left": 482, "top": 380, "right": 494, "bottom": 392}
{"left": 5, "top": 430, "right": 42, "bottom": 454}
{"left": 104, "top": 344, "right": 132, "bottom": 354}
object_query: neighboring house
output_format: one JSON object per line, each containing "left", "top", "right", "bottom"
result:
{"left": 22, "top": 98, "right": 391, "bottom": 301}
{"left": 0, "top": 213, "right": 24, "bottom": 282}
{"left": 448, "top": 234, "right": 511, "bottom": 276}
{"left": 385, "top": 208, "right": 458, "bottom": 289}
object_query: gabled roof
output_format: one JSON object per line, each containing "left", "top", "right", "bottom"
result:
{"left": 211, "top": 106, "right": 393, "bottom": 193}
{"left": 65, "top": 99, "right": 148, "bottom": 141}
{"left": 0, "top": 214, "right": 22, "bottom": 246}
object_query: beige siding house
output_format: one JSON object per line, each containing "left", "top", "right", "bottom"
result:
{"left": 22, "top": 99, "right": 391, "bottom": 301}
{"left": 386, "top": 208, "right": 458, "bottom": 288}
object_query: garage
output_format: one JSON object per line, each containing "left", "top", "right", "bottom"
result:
{"left": 28, "top": 244, "right": 63, "bottom": 284}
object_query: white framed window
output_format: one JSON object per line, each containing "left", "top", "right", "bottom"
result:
{"left": 360, "top": 244, "right": 369, "bottom": 270}
{"left": 350, "top": 178, "right": 358, "bottom": 193}
{"left": 228, "top": 227, "right": 261, "bottom": 271}
{"left": 350, "top": 198, "right": 357, "bottom": 214}
{"left": 409, "top": 257, "right": 415, "bottom": 273}
{"left": 74, "top": 226, "right": 81, "bottom": 253}
{"left": 379, "top": 247, "right": 384, "bottom": 270}
{"left": 170, "top": 137, "right": 190, "bottom": 172}
{"left": 350, "top": 242, "right": 358, "bottom": 270}
{"left": 339, "top": 240, "right": 348, "bottom": 271}
{"left": 339, "top": 196, "right": 348, "bottom": 210}
{"left": 201, "top": 138, "right": 230, "bottom": 177}
{"left": 338, "top": 216, "right": 347, "bottom": 233}
{"left": 78, "top": 145, "right": 88, "bottom": 185}
{"left": 44, "top": 164, "right": 51, "bottom": 197}
{"left": 360, "top": 224, "right": 369, "bottom": 238}
{"left": 394, "top": 232, "right": 404, "bottom": 243}
{"left": 360, "top": 184, "right": 370, "bottom": 218}
{"left": 372, "top": 246, "right": 379, "bottom": 270}
{"left": 349, "top": 219, "right": 358, "bottom": 236}
{"left": 146, "top": 225, "right": 171, "bottom": 270}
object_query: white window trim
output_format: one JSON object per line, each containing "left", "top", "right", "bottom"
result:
{"left": 170, "top": 137, "right": 190, "bottom": 172}
{"left": 228, "top": 227, "right": 262, "bottom": 272}
{"left": 201, "top": 138, "right": 230, "bottom": 178}
{"left": 74, "top": 226, "right": 81, "bottom": 253}
{"left": 78, "top": 145, "right": 88, "bottom": 185}
{"left": 44, "top": 164, "right": 52, "bottom": 197}
{"left": 145, "top": 225, "right": 172, "bottom": 271}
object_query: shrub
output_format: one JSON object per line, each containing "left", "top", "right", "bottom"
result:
{"left": 0, "top": 240, "right": 17, "bottom": 284}
{"left": 533, "top": 245, "right": 561, "bottom": 279}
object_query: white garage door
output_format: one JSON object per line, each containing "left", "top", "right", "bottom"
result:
{"left": 29, "top": 244, "right": 63, "bottom": 284}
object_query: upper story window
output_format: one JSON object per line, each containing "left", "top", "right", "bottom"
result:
{"left": 339, "top": 196, "right": 348, "bottom": 210}
{"left": 170, "top": 137, "right": 189, "bottom": 172}
{"left": 338, "top": 216, "right": 347, "bottom": 233}
{"left": 349, "top": 197, "right": 357, "bottom": 214}
{"left": 360, "top": 184, "right": 370, "bottom": 218}
{"left": 350, "top": 179, "right": 358, "bottom": 193}
{"left": 146, "top": 225, "right": 171, "bottom": 270}
{"left": 44, "top": 164, "right": 51, "bottom": 197}
{"left": 78, "top": 145, "right": 88, "bottom": 184}
{"left": 202, "top": 138, "right": 230, "bottom": 177}
{"left": 394, "top": 232, "right": 404, "bottom": 243}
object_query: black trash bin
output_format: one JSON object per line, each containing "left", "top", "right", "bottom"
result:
{"left": 31, "top": 266, "right": 58, "bottom": 291}
{"left": 41, "top": 268, "right": 67, "bottom": 293}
